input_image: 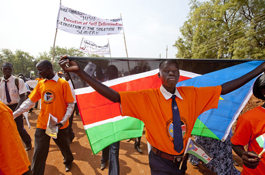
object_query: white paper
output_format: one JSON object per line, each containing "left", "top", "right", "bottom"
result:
{"left": 45, "top": 114, "right": 58, "bottom": 139}
{"left": 83, "top": 62, "right": 97, "bottom": 76}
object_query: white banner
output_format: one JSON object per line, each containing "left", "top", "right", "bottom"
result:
{"left": 56, "top": 5, "right": 123, "bottom": 36}
{"left": 79, "top": 38, "right": 110, "bottom": 55}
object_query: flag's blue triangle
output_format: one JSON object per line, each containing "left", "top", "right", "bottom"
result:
{"left": 177, "top": 61, "right": 263, "bottom": 140}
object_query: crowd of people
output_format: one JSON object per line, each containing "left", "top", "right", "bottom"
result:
{"left": 1, "top": 57, "right": 265, "bottom": 175}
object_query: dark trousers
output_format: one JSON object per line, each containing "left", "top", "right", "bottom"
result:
{"left": 8, "top": 104, "right": 31, "bottom": 145}
{"left": 31, "top": 128, "right": 73, "bottom": 175}
{"left": 149, "top": 150, "right": 187, "bottom": 175}
{"left": 101, "top": 141, "right": 120, "bottom": 175}
{"left": 22, "top": 166, "right": 32, "bottom": 175}
{"left": 135, "top": 137, "right": 141, "bottom": 147}
{"left": 67, "top": 106, "right": 75, "bottom": 141}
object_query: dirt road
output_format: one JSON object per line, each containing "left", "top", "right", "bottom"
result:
{"left": 24, "top": 108, "right": 244, "bottom": 175}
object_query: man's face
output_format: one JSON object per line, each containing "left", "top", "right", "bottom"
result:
{"left": 1, "top": 64, "right": 13, "bottom": 78}
{"left": 159, "top": 61, "right": 180, "bottom": 88}
{"left": 64, "top": 73, "right": 70, "bottom": 81}
{"left": 36, "top": 64, "right": 49, "bottom": 79}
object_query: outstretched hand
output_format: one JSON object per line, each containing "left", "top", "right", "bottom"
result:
{"left": 59, "top": 55, "right": 81, "bottom": 73}
{"left": 242, "top": 151, "right": 261, "bottom": 169}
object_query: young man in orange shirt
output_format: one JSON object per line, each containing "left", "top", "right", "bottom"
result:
{"left": 59, "top": 56, "right": 265, "bottom": 175}
{"left": 0, "top": 101, "right": 32, "bottom": 175}
{"left": 14, "top": 60, "right": 75, "bottom": 175}
{"left": 231, "top": 74, "right": 265, "bottom": 175}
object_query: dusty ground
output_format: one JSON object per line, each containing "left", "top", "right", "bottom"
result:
{"left": 24, "top": 95, "right": 262, "bottom": 175}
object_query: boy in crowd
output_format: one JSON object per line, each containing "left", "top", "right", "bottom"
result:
{"left": 13, "top": 60, "right": 75, "bottom": 174}
{"left": 231, "top": 74, "right": 265, "bottom": 175}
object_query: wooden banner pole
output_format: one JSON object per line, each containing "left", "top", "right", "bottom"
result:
{"left": 108, "top": 38, "right": 112, "bottom": 58}
{"left": 52, "top": 0, "right": 62, "bottom": 63}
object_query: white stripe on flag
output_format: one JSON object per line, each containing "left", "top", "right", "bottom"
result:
{"left": 83, "top": 116, "right": 129, "bottom": 130}
{"left": 75, "top": 69, "right": 200, "bottom": 95}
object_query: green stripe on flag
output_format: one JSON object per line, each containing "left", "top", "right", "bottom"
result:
{"left": 187, "top": 151, "right": 209, "bottom": 164}
{"left": 256, "top": 136, "right": 264, "bottom": 148}
{"left": 85, "top": 117, "right": 144, "bottom": 154}
{"left": 191, "top": 119, "right": 219, "bottom": 140}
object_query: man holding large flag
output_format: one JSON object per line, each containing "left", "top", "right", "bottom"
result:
{"left": 60, "top": 56, "right": 265, "bottom": 175}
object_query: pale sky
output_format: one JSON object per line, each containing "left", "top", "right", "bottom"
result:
{"left": 0, "top": 0, "right": 195, "bottom": 59}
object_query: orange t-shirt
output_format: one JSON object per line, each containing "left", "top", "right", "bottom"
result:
{"left": 35, "top": 77, "right": 43, "bottom": 82}
{"left": 0, "top": 101, "right": 30, "bottom": 175}
{"left": 119, "top": 85, "right": 221, "bottom": 155}
{"left": 231, "top": 106, "right": 265, "bottom": 175}
{"left": 29, "top": 78, "right": 74, "bottom": 129}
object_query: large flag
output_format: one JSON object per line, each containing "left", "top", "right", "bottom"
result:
{"left": 68, "top": 58, "right": 262, "bottom": 154}
{"left": 184, "top": 138, "right": 212, "bottom": 164}
{"left": 57, "top": 4, "right": 123, "bottom": 36}
{"left": 79, "top": 38, "right": 110, "bottom": 55}
{"left": 177, "top": 60, "right": 263, "bottom": 141}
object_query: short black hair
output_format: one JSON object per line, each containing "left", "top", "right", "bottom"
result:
{"left": 159, "top": 59, "right": 179, "bottom": 70}
{"left": 253, "top": 74, "right": 265, "bottom": 100}
{"left": 36, "top": 60, "right": 53, "bottom": 69}
{"left": 1, "top": 62, "right": 13, "bottom": 68}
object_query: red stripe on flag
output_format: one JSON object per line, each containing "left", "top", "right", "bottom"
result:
{"left": 77, "top": 74, "right": 191, "bottom": 125}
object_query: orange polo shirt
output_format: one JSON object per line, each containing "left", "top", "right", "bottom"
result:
{"left": 29, "top": 76, "right": 74, "bottom": 129}
{"left": 231, "top": 106, "right": 265, "bottom": 175}
{"left": 0, "top": 101, "right": 30, "bottom": 175}
{"left": 119, "top": 85, "right": 221, "bottom": 155}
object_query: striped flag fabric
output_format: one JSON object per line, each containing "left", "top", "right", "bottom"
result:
{"left": 256, "top": 133, "right": 265, "bottom": 148}
{"left": 68, "top": 57, "right": 262, "bottom": 154}
{"left": 177, "top": 61, "right": 263, "bottom": 141}
{"left": 184, "top": 137, "right": 212, "bottom": 164}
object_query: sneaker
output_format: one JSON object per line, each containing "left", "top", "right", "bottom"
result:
{"left": 135, "top": 145, "right": 143, "bottom": 153}
{"left": 100, "top": 162, "right": 107, "bottom": 170}
{"left": 25, "top": 143, "right": 32, "bottom": 151}
{"left": 65, "top": 164, "right": 72, "bottom": 172}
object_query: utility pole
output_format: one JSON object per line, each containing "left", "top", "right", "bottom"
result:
{"left": 166, "top": 45, "right": 168, "bottom": 58}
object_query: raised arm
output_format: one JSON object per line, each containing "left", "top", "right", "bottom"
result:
{"left": 221, "top": 62, "right": 265, "bottom": 95}
{"left": 59, "top": 55, "right": 120, "bottom": 103}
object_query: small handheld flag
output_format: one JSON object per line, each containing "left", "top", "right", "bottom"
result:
{"left": 184, "top": 138, "right": 212, "bottom": 164}
{"left": 256, "top": 133, "right": 265, "bottom": 158}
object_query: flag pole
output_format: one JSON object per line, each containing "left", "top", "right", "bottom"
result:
{"left": 52, "top": 0, "right": 62, "bottom": 63}
{"left": 166, "top": 45, "right": 168, "bottom": 58}
{"left": 259, "top": 149, "right": 265, "bottom": 158}
{"left": 52, "top": 29, "right": 58, "bottom": 63}
{"left": 120, "top": 13, "right": 128, "bottom": 58}
{"left": 108, "top": 38, "right": 112, "bottom": 58}
{"left": 79, "top": 37, "right": 84, "bottom": 54}
{"left": 120, "top": 13, "right": 130, "bottom": 73}
{"left": 179, "top": 155, "right": 185, "bottom": 170}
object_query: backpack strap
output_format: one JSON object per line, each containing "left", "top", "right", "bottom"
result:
{"left": 15, "top": 77, "right": 19, "bottom": 91}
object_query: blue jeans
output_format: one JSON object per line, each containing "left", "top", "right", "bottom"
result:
{"left": 101, "top": 141, "right": 120, "bottom": 175}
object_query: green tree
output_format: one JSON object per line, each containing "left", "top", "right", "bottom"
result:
{"left": 174, "top": 0, "right": 265, "bottom": 59}
{"left": 36, "top": 46, "right": 101, "bottom": 73}
{"left": 0, "top": 49, "right": 36, "bottom": 78}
